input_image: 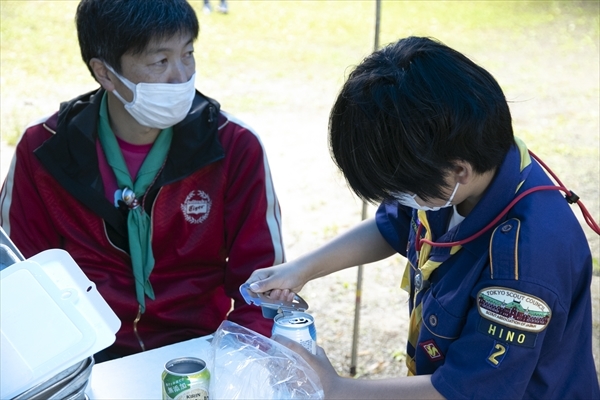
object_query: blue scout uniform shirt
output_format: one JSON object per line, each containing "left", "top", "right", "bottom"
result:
{"left": 376, "top": 142, "right": 599, "bottom": 399}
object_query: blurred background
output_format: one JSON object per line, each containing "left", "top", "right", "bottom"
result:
{"left": 1, "top": 0, "right": 598, "bottom": 380}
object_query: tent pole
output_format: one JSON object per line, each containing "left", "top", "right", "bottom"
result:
{"left": 350, "top": 1, "right": 381, "bottom": 376}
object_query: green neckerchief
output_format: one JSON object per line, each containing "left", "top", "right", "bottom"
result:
{"left": 97, "top": 92, "right": 172, "bottom": 313}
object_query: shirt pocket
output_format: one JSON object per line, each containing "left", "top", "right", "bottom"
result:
{"left": 413, "top": 290, "right": 468, "bottom": 375}
{"left": 421, "top": 289, "right": 467, "bottom": 340}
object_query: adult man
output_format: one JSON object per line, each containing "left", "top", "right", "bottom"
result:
{"left": 0, "top": 0, "right": 284, "bottom": 360}
{"left": 247, "top": 37, "right": 600, "bottom": 399}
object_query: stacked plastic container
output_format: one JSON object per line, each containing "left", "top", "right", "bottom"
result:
{"left": 1, "top": 227, "right": 120, "bottom": 399}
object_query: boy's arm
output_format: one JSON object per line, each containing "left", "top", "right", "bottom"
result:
{"left": 274, "top": 335, "right": 445, "bottom": 400}
{"left": 248, "top": 217, "right": 397, "bottom": 296}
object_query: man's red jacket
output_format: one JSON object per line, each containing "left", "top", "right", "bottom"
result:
{"left": 0, "top": 89, "right": 284, "bottom": 356}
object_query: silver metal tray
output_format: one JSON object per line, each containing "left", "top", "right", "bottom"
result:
{"left": 12, "top": 356, "right": 94, "bottom": 400}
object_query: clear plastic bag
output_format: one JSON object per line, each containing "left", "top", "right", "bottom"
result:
{"left": 209, "top": 321, "right": 324, "bottom": 399}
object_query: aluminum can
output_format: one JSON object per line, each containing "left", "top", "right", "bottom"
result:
{"left": 273, "top": 311, "right": 317, "bottom": 354}
{"left": 162, "top": 357, "right": 210, "bottom": 400}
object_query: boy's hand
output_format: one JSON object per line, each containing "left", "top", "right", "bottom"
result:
{"left": 246, "top": 261, "right": 309, "bottom": 301}
{"left": 272, "top": 334, "right": 341, "bottom": 398}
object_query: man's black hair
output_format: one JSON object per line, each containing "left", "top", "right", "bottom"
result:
{"left": 76, "top": 0, "right": 199, "bottom": 77}
{"left": 329, "top": 36, "right": 514, "bottom": 203}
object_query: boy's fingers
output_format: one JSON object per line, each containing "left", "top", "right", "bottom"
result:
{"left": 272, "top": 334, "right": 310, "bottom": 356}
{"left": 248, "top": 275, "right": 275, "bottom": 293}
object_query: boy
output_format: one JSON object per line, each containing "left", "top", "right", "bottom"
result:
{"left": 247, "top": 36, "right": 599, "bottom": 399}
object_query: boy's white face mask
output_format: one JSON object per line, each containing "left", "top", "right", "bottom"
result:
{"left": 395, "top": 182, "right": 460, "bottom": 211}
{"left": 105, "top": 64, "right": 196, "bottom": 129}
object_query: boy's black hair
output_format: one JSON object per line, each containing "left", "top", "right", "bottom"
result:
{"left": 76, "top": 0, "right": 199, "bottom": 77}
{"left": 329, "top": 36, "right": 514, "bottom": 203}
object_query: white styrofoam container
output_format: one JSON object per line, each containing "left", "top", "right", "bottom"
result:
{"left": 1, "top": 249, "right": 121, "bottom": 399}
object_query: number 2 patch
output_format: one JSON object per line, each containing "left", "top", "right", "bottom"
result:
{"left": 487, "top": 341, "right": 509, "bottom": 368}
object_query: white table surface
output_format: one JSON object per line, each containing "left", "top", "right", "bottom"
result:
{"left": 86, "top": 336, "right": 213, "bottom": 399}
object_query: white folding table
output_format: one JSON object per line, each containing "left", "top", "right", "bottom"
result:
{"left": 85, "top": 336, "right": 213, "bottom": 399}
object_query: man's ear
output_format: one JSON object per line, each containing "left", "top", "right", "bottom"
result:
{"left": 451, "top": 160, "right": 475, "bottom": 185}
{"left": 89, "top": 58, "right": 115, "bottom": 91}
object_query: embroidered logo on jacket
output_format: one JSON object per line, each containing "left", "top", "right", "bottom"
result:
{"left": 181, "top": 190, "right": 211, "bottom": 224}
{"left": 477, "top": 287, "right": 551, "bottom": 332}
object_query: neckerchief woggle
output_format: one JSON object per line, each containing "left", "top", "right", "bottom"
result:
{"left": 97, "top": 92, "right": 173, "bottom": 313}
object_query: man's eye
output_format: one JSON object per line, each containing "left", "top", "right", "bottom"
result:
{"left": 153, "top": 58, "right": 168, "bottom": 66}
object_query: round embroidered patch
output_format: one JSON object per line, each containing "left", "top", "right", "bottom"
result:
{"left": 181, "top": 190, "right": 212, "bottom": 224}
{"left": 477, "top": 286, "right": 551, "bottom": 332}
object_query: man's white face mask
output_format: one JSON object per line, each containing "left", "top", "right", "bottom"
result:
{"left": 105, "top": 64, "right": 196, "bottom": 129}
{"left": 395, "top": 182, "right": 460, "bottom": 211}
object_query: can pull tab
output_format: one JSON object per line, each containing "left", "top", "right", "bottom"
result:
{"left": 239, "top": 283, "right": 309, "bottom": 319}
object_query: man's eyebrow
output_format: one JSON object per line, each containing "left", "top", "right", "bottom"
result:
{"left": 144, "top": 38, "right": 194, "bottom": 55}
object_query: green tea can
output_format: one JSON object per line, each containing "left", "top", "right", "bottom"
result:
{"left": 162, "top": 357, "right": 210, "bottom": 400}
